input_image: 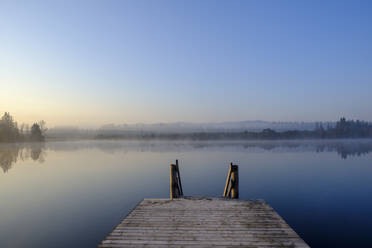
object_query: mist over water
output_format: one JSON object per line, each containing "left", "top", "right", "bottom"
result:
{"left": 1, "top": 140, "right": 372, "bottom": 247}
{"left": 1, "top": 139, "right": 372, "bottom": 173}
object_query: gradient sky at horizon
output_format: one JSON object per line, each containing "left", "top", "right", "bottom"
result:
{"left": 1, "top": 0, "right": 372, "bottom": 127}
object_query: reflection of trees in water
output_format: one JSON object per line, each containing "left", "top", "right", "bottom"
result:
{"left": 245, "top": 141, "right": 372, "bottom": 159}
{"left": 333, "top": 143, "right": 372, "bottom": 159}
{"left": 0, "top": 143, "right": 46, "bottom": 173}
{"left": 30, "top": 145, "right": 45, "bottom": 162}
{"left": 1, "top": 140, "right": 372, "bottom": 173}
{"left": 45, "top": 139, "right": 372, "bottom": 159}
{"left": 0, "top": 145, "right": 19, "bottom": 173}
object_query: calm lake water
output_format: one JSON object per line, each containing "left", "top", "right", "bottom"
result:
{"left": 1, "top": 140, "right": 372, "bottom": 248}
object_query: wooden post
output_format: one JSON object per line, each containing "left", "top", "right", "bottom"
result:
{"left": 175, "top": 160, "right": 183, "bottom": 196}
{"left": 231, "top": 164, "right": 239, "bottom": 199}
{"left": 223, "top": 163, "right": 239, "bottom": 199}
{"left": 170, "top": 160, "right": 183, "bottom": 200}
{"left": 170, "top": 163, "right": 176, "bottom": 200}
{"left": 223, "top": 163, "right": 232, "bottom": 197}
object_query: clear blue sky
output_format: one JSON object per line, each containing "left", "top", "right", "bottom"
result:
{"left": 1, "top": 0, "right": 372, "bottom": 127}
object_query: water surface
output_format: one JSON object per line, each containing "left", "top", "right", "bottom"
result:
{"left": 1, "top": 140, "right": 372, "bottom": 247}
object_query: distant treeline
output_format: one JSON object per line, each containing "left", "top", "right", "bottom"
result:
{"left": 0, "top": 112, "right": 47, "bottom": 142}
{"left": 96, "top": 118, "right": 372, "bottom": 140}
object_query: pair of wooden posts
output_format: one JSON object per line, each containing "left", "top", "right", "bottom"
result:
{"left": 170, "top": 161, "right": 239, "bottom": 200}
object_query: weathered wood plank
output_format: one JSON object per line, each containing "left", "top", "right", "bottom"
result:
{"left": 98, "top": 198, "right": 309, "bottom": 248}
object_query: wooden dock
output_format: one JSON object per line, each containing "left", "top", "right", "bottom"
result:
{"left": 99, "top": 161, "right": 309, "bottom": 247}
{"left": 99, "top": 197, "right": 309, "bottom": 247}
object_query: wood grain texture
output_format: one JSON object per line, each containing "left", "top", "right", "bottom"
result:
{"left": 223, "top": 164, "right": 239, "bottom": 199}
{"left": 98, "top": 197, "right": 310, "bottom": 248}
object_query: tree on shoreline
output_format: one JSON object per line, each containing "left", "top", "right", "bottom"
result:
{"left": 0, "top": 112, "right": 20, "bottom": 142}
{"left": 0, "top": 112, "right": 46, "bottom": 142}
{"left": 30, "top": 123, "right": 44, "bottom": 141}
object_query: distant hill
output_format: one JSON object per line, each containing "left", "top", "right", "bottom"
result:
{"left": 47, "top": 121, "right": 331, "bottom": 140}
{"left": 98, "top": 120, "right": 335, "bottom": 133}
{"left": 95, "top": 118, "right": 372, "bottom": 141}
{"left": 45, "top": 119, "right": 372, "bottom": 141}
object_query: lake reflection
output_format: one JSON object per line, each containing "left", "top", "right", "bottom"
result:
{"left": 0, "top": 143, "right": 45, "bottom": 173}
{"left": 0, "top": 140, "right": 372, "bottom": 248}
{"left": 1, "top": 139, "right": 372, "bottom": 173}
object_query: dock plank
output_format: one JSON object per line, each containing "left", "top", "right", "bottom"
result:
{"left": 99, "top": 197, "right": 309, "bottom": 247}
